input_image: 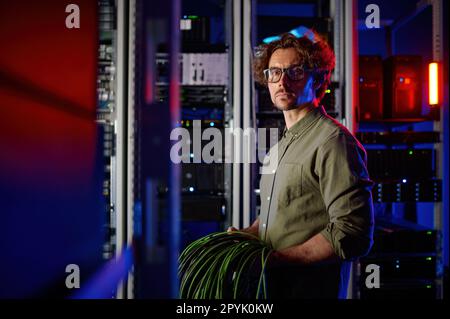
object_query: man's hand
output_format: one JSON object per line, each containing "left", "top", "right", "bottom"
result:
{"left": 227, "top": 219, "right": 260, "bottom": 237}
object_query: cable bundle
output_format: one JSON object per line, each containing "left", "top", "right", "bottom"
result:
{"left": 178, "top": 231, "right": 273, "bottom": 299}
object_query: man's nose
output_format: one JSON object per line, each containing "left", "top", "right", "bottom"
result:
{"left": 279, "top": 71, "right": 290, "bottom": 87}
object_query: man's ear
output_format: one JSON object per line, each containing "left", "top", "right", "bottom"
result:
{"left": 313, "top": 73, "right": 325, "bottom": 89}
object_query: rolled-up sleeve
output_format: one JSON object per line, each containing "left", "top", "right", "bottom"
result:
{"left": 317, "top": 132, "right": 374, "bottom": 260}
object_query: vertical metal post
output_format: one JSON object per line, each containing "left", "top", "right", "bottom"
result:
{"left": 126, "top": 0, "right": 136, "bottom": 299}
{"left": 168, "top": 0, "right": 181, "bottom": 298}
{"left": 242, "top": 0, "right": 253, "bottom": 228}
{"left": 224, "top": 0, "right": 234, "bottom": 230}
{"left": 232, "top": 0, "right": 243, "bottom": 229}
{"left": 330, "top": 0, "right": 343, "bottom": 123}
{"left": 344, "top": 0, "right": 358, "bottom": 133}
{"left": 335, "top": 0, "right": 359, "bottom": 298}
{"left": 431, "top": 0, "right": 445, "bottom": 300}
{"left": 115, "top": 0, "right": 129, "bottom": 299}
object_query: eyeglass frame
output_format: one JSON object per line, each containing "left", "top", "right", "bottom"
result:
{"left": 263, "top": 65, "right": 318, "bottom": 83}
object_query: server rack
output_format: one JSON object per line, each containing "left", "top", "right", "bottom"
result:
{"left": 354, "top": 0, "right": 445, "bottom": 299}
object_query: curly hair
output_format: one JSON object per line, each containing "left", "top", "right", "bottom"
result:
{"left": 253, "top": 32, "right": 335, "bottom": 102}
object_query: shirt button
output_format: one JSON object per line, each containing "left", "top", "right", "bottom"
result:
{"left": 262, "top": 223, "right": 266, "bottom": 228}
{"left": 272, "top": 169, "right": 276, "bottom": 173}
{"left": 267, "top": 196, "right": 270, "bottom": 201}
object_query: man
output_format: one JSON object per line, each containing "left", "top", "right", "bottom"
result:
{"left": 230, "top": 32, "right": 374, "bottom": 299}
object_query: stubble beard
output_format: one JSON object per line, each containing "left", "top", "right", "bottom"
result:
{"left": 274, "top": 98, "right": 299, "bottom": 111}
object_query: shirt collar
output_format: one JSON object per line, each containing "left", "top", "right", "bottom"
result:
{"left": 282, "top": 105, "right": 327, "bottom": 139}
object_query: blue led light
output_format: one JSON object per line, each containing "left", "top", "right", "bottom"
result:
{"left": 190, "top": 153, "right": 194, "bottom": 158}
{"left": 263, "top": 26, "right": 318, "bottom": 44}
{"left": 263, "top": 35, "right": 281, "bottom": 44}
{"left": 189, "top": 187, "right": 194, "bottom": 192}
{"left": 402, "top": 179, "right": 407, "bottom": 183}
{"left": 210, "top": 122, "right": 215, "bottom": 127}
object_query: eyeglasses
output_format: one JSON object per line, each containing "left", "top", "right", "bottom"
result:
{"left": 263, "top": 65, "right": 312, "bottom": 83}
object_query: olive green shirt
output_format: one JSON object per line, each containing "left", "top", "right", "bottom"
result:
{"left": 259, "top": 106, "right": 374, "bottom": 260}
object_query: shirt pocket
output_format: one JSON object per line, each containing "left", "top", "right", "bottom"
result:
{"left": 276, "top": 163, "right": 302, "bottom": 208}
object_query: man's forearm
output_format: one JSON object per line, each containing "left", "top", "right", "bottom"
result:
{"left": 271, "top": 233, "right": 338, "bottom": 266}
